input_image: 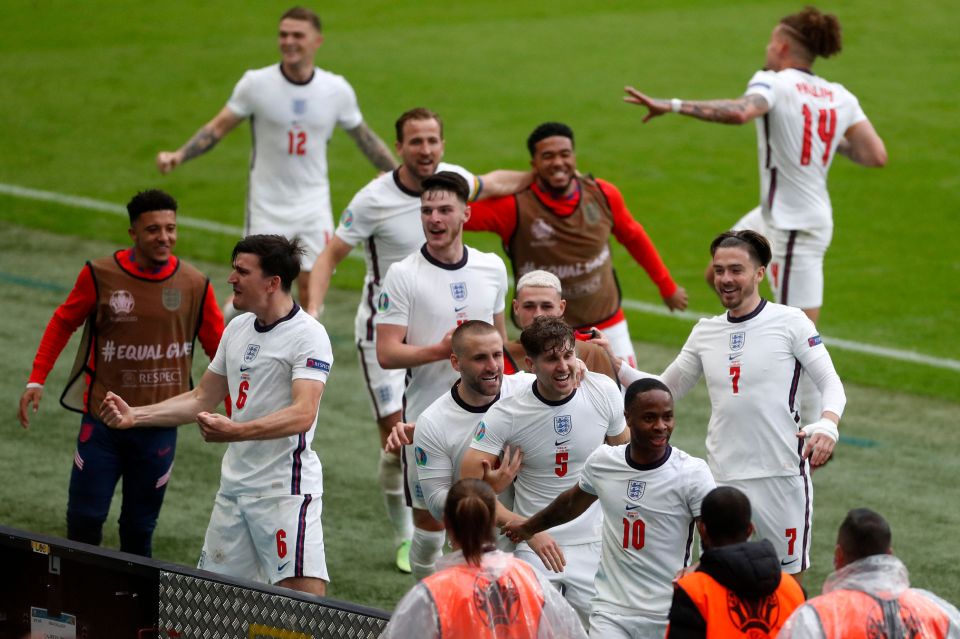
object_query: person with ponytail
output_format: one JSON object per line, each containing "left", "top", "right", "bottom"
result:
{"left": 382, "top": 479, "right": 586, "bottom": 638}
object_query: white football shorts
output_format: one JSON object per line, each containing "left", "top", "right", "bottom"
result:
{"left": 515, "top": 541, "right": 601, "bottom": 625}
{"left": 356, "top": 338, "right": 405, "bottom": 419}
{"left": 588, "top": 610, "right": 667, "bottom": 639}
{"left": 198, "top": 491, "right": 328, "bottom": 584}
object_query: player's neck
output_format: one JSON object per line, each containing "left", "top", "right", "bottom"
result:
{"left": 255, "top": 295, "right": 297, "bottom": 326}
{"left": 424, "top": 240, "right": 465, "bottom": 265}
{"left": 629, "top": 443, "right": 669, "bottom": 467}
{"left": 455, "top": 381, "right": 497, "bottom": 408}
{"left": 534, "top": 379, "right": 573, "bottom": 403}
{"left": 534, "top": 176, "right": 577, "bottom": 200}
{"left": 281, "top": 60, "right": 315, "bottom": 84}
{"left": 396, "top": 165, "right": 423, "bottom": 194}
{"left": 728, "top": 295, "right": 763, "bottom": 319}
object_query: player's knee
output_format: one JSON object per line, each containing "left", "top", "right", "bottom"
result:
{"left": 67, "top": 514, "right": 105, "bottom": 547}
{"left": 412, "top": 508, "right": 444, "bottom": 531}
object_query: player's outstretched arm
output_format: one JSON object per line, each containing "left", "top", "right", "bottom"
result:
{"left": 203, "top": 378, "right": 325, "bottom": 443}
{"left": 156, "top": 107, "right": 244, "bottom": 174}
{"left": 503, "top": 484, "right": 597, "bottom": 544}
{"left": 624, "top": 86, "right": 769, "bottom": 125}
{"left": 476, "top": 169, "right": 534, "bottom": 199}
{"left": 837, "top": 120, "right": 887, "bottom": 167}
{"left": 376, "top": 324, "right": 453, "bottom": 370}
{"left": 307, "top": 236, "right": 354, "bottom": 317}
{"left": 345, "top": 121, "right": 397, "bottom": 172}
{"left": 100, "top": 369, "right": 228, "bottom": 429}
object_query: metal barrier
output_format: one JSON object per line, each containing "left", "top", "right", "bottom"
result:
{"left": 1, "top": 524, "right": 390, "bottom": 638}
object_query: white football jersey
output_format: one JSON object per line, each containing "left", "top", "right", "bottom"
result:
{"left": 334, "top": 163, "right": 479, "bottom": 343}
{"left": 226, "top": 64, "right": 364, "bottom": 232}
{"left": 580, "top": 444, "right": 715, "bottom": 620}
{"left": 661, "top": 300, "right": 836, "bottom": 481}
{"left": 208, "top": 305, "right": 333, "bottom": 496}
{"left": 376, "top": 246, "right": 507, "bottom": 423}
{"left": 414, "top": 372, "right": 532, "bottom": 520}
{"left": 746, "top": 68, "right": 867, "bottom": 231}
{"left": 470, "top": 373, "right": 626, "bottom": 545}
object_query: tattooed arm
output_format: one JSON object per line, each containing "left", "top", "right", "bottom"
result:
{"left": 346, "top": 121, "right": 398, "bottom": 172}
{"left": 623, "top": 86, "right": 769, "bottom": 125}
{"left": 156, "top": 107, "right": 244, "bottom": 174}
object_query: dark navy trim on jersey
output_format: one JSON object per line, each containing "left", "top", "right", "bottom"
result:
{"left": 294, "top": 494, "right": 312, "bottom": 577}
{"left": 788, "top": 359, "right": 802, "bottom": 422}
{"left": 683, "top": 520, "right": 696, "bottom": 567}
{"left": 727, "top": 298, "right": 767, "bottom": 323}
{"left": 113, "top": 249, "right": 180, "bottom": 283}
{"left": 392, "top": 169, "right": 421, "bottom": 197}
{"left": 800, "top": 466, "right": 812, "bottom": 571}
{"left": 767, "top": 167, "right": 778, "bottom": 211}
{"left": 763, "top": 113, "right": 772, "bottom": 170}
{"left": 255, "top": 303, "right": 300, "bottom": 333}
{"left": 291, "top": 432, "right": 306, "bottom": 495}
{"left": 781, "top": 231, "right": 798, "bottom": 306}
{"left": 532, "top": 381, "right": 577, "bottom": 406}
{"left": 451, "top": 380, "right": 499, "bottom": 413}
{"left": 625, "top": 444, "right": 673, "bottom": 471}
{"left": 278, "top": 63, "right": 315, "bottom": 86}
{"left": 419, "top": 244, "right": 468, "bottom": 270}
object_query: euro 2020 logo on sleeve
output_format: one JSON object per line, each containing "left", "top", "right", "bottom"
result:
{"left": 415, "top": 446, "right": 427, "bottom": 467}
{"left": 474, "top": 421, "right": 487, "bottom": 442}
{"left": 339, "top": 209, "right": 354, "bottom": 229}
{"left": 378, "top": 291, "right": 390, "bottom": 311}
{"left": 628, "top": 480, "right": 646, "bottom": 501}
{"left": 554, "top": 415, "right": 572, "bottom": 436}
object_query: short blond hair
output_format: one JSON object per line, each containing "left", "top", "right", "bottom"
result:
{"left": 516, "top": 270, "right": 562, "bottom": 294}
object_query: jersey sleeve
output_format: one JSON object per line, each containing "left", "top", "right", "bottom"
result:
{"left": 334, "top": 187, "right": 378, "bottom": 247}
{"left": 683, "top": 457, "right": 716, "bottom": 518}
{"left": 597, "top": 374, "right": 627, "bottom": 438}
{"left": 207, "top": 320, "right": 234, "bottom": 377}
{"left": 291, "top": 321, "right": 334, "bottom": 383}
{"left": 197, "top": 282, "right": 225, "bottom": 360}
{"left": 790, "top": 316, "right": 846, "bottom": 419}
{"left": 334, "top": 76, "right": 364, "bottom": 130}
{"left": 444, "top": 164, "right": 481, "bottom": 202}
{"left": 225, "top": 71, "right": 255, "bottom": 118}
{"left": 415, "top": 411, "right": 458, "bottom": 521}
{"left": 469, "top": 402, "right": 510, "bottom": 456}
{"left": 843, "top": 86, "right": 868, "bottom": 127}
{"left": 376, "top": 263, "right": 412, "bottom": 326}
{"left": 578, "top": 449, "right": 601, "bottom": 496}
{"left": 745, "top": 69, "right": 777, "bottom": 108}
{"left": 494, "top": 256, "right": 508, "bottom": 314}
{"left": 28, "top": 265, "right": 97, "bottom": 385}
{"left": 660, "top": 323, "right": 707, "bottom": 400}
{"left": 598, "top": 179, "right": 678, "bottom": 299}
{"left": 464, "top": 196, "right": 517, "bottom": 242}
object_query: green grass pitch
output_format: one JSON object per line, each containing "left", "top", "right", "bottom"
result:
{"left": 1, "top": 0, "right": 958, "bottom": 611}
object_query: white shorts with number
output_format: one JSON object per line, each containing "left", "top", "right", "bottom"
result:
{"left": 719, "top": 474, "right": 813, "bottom": 574}
{"left": 246, "top": 216, "right": 332, "bottom": 272}
{"left": 732, "top": 207, "right": 832, "bottom": 310}
{"left": 356, "top": 338, "right": 405, "bottom": 419}
{"left": 515, "top": 541, "right": 601, "bottom": 625}
{"left": 588, "top": 610, "right": 667, "bottom": 639}
{"left": 198, "top": 491, "right": 328, "bottom": 584}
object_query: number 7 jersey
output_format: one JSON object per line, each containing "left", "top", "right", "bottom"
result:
{"left": 746, "top": 67, "right": 867, "bottom": 230}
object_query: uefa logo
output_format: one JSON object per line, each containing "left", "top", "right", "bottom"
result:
{"left": 109, "top": 290, "right": 135, "bottom": 315}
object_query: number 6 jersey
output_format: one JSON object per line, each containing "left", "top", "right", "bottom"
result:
{"left": 746, "top": 67, "right": 867, "bottom": 231}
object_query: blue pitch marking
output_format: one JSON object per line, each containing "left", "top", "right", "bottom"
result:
{"left": 839, "top": 434, "right": 879, "bottom": 448}
{"left": 0, "top": 271, "right": 70, "bottom": 293}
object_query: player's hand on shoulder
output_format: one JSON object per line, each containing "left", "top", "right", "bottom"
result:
{"left": 100, "top": 391, "right": 135, "bottom": 429}
{"left": 482, "top": 445, "right": 523, "bottom": 494}
{"left": 197, "top": 411, "right": 241, "bottom": 442}
{"left": 385, "top": 421, "right": 415, "bottom": 454}
{"left": 17, "top": 386, "right": 43, "bottom": 429}
{"left": 528, "top": 532, "right": 566, "bottom": 573}
{"left": 664, "top": 286, "right": 689, "bottom": 311}
{"left": 156, "top": 151, "right": 182, "bottom": 174}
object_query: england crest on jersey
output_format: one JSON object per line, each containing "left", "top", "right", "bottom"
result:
{"left": 292, "top": 98, "right": 307, "bottom": 115}
{"left": 450, "top": 282, "right": 467, "bottom": 301}
{"left": 729, "top": 332, "right": 746, "bottom": 351}
{"left": 627, "top": 480, "right": 646, "bottom": 502}
{"left": 244, "top": 344, "right": 260, "bottom": 363}
{"left": 554, "top": 415, "right": 572, "bottom": 436}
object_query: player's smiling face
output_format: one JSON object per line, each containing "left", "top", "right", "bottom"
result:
{"left": 626, "top": 389, "right": 674, "bottom": 457}
{"left": 420, "top": 189, "right": 468, "bottom": 258}
{"left": 454, "top": 331, "right": 504, "bottom": 399}
{"left": 397, "top": 118, "right": 444, "bottom": 181}
{"left": 530, "top": 341, "right": 577, "bottom": 400}
{"left": 712, "top": 246, "right": 764, "bottom": 316}
{"left": 278, "top": 18, "right": 323, "bottom": 70}
{"left": 513, "top": 286, "right": 566, "bottom": 330}
{"left": 129, "top": 209, "right": 177, "bottom": 269}
{"left": 228, "top": 252, "right": 275, "bottom": 312}
{"left": 531, "top": 136, "right": 576, "bottom": 196}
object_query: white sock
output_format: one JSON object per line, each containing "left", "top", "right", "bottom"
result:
{"left": 799, "top": 371, "right": 822, "bottom": 425}
{"left": 410, "top": 528, "right": 445, "bottom": 581}
{"left": 379, "top": 450, "right": 413, "bottom": 546}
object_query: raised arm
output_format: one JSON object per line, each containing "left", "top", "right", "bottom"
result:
{"left": 100, "top": 368, "right": 229, "bottom": 429}
{"left": 156, "top": 107, "right": 244, "bottom": 174}
{"left": 345, "top": 121, "right": 398, "bottom": 172}
{"left": 306, "top": 236, "right": 354, "bottom": 317}
{"left": 376, "top": 323, "right": 453, "bottom": 370}
{"left": 502, "top": 484, "right": 597, "bottom": 542}
{"left": 476, "top": 170, "right": 534, "bottom": 200}
{"left": 196, "top": 378, "right": 325, "bottom": 443}
{"left": 624, "top": 86, "right": 770, "bottom": 125}
{"left": 836, "top": 119, "right": 887, "bottom": 167}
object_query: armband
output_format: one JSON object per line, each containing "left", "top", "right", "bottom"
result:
{"left": 801, "top": 417, "right": 839, "bottom": 443}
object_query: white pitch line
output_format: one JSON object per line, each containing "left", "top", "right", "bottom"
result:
{"left": 4, "top": 182, "right": 959, "bottom": 372}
